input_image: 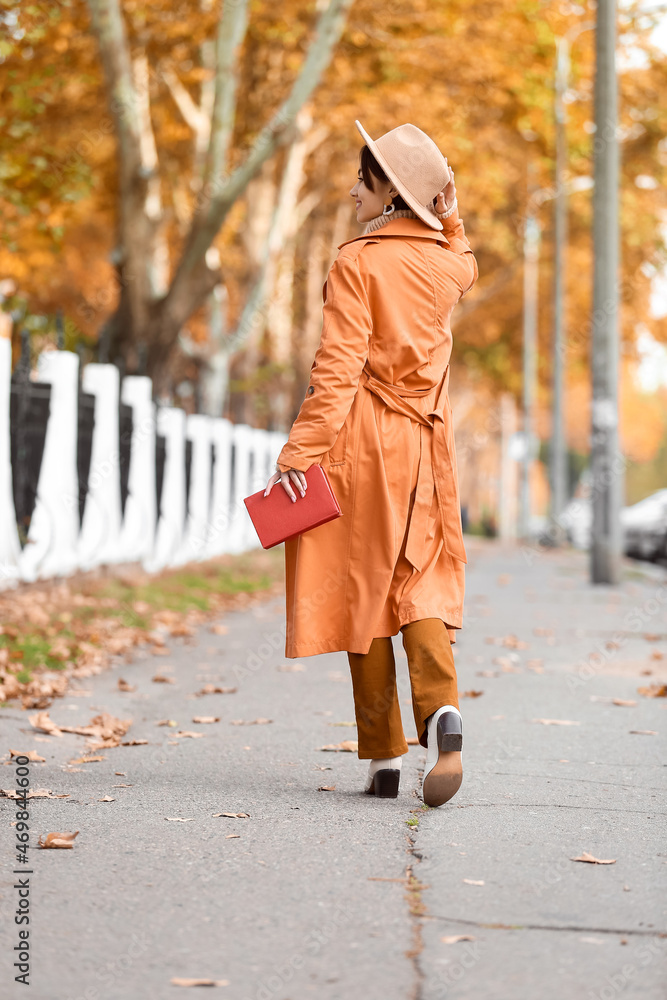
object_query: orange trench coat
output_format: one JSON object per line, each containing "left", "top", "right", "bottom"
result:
{"left": 275, "top": 207, "right": 479, "bottom": 657}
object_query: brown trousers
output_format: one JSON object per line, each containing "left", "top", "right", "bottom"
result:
{"left": 346, "top": 617, "right": 459, "bottom": 759}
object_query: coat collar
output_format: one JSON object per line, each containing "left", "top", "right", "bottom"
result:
{"left": 337, "top": 215, "right": 450, "bottom": 250}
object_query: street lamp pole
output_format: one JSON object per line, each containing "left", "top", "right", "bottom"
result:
{"left": 551, "top": 23, "right": 594, "bottom": 545}
{"left": 590, "top": 0, "right": 622, "bottom": 583}
{"left": 520, "top": 208, "right": 540, "bottom": 542}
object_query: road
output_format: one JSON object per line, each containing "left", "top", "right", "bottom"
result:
{"left": 1, "top": 539, "right": 666, "bottom": 999}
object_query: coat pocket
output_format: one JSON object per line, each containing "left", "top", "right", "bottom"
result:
{"left": 328, "top": 422, "right": 348, "bottom": 466}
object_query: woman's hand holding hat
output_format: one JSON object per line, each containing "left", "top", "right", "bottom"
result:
{"left": 434, "top": 159, "right": 456, "bottom": 215}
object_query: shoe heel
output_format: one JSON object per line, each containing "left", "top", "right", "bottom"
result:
{"left": 437, "top": 711, "right": 462, "bottom": 752}
{"left": 373, "top": 768, "right": 401, "bottom": 798}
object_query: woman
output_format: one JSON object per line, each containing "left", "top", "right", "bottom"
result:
{"left": 264, "top": 120, "right": 478, "bottom": 807}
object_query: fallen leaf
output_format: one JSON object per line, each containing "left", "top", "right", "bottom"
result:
{"left": 629, "top": 730, "right": 657, "bottom": 735}
{"left": 170, "top": 978, "right": 230, "bottom": 987}
{"left": 213, "top": 812, "right": 250, "bottom": 819}
{"left": 98, "top": 796, "right": 115, "bottom": 802}
{"left": 112, "top": 783, "right": 133, "bottom": 787}
{"left": 174, "top": 731, "right": 204, "bottom": 739}
{"left": 51, "top": 712, "right": 132, "bottom": 743}
{"left": 328, "top": 721, "right": 356, "bottom": 727}
{"left": 192, "top": 716, "right": 220, "bottom": 724}
{"left": 193, "top": 685, "right": 237, "bottom": 696}
{"left": 461, "top": 690, "right": 484, "bottom": 698}
{"left": 477, "top": 670, "right": 500, "bottom": 678}
{"left": 151, "top": 646, "right": 171, "bottom": 656}
{"left": 313, "top": 765, "right": 333, "bottom": 771}
{"left": 117, "top": 679, "right": 136, "bottom": 692}
{"left": 209, "top": 624, "right": 229, "bottom": 635}
{"left": 650, "top": 649, "right": 664, "bottom": 661}
{"left": 462, "top": 878, "right": 485, "bottom": 886}
{"left": 225, "top": 834, "right": 240, "bottom": 840}
{"left": 532, "top": 719, "right": 580, "bottom": 726}
{"left": 638, "top": 683, "right": 667, "bottom": 698}
{"left": 571, "top": 853, "right": 616, "bottom": 865}
{"left": 29, "top": 712, "right": 63, "bottom": 736}
{"left": 318, "top": 785, "right": 336, "bottom": 792}
{"left": 441, "top": 935, "right": 477, "bottom": 944}
{"left": 38, "top": 831, "right": 79, "bottom": 849}
{"left": 69, "top": 755, "right": 106, "bottom": 764}
{"left": 1, "top": 788, "right": 69, "bottom": 799}
{"left": 501, "top": 634, "right": 529, "bottom": 649}
{"left": 152, "top": 674, "right": 175, "bottom": 684}
{"left": 230, "top": 718, "right": 272, "bottom": 726}
{"left": 9, "top": 749, "right": 45, "bottom": 762}
{"left": 165, "top": 817, "right": 195, "bottom": 822}
{"left": 527, "top": 660, "right": 544, "bottom": 671}
{"left": 643, "top": 633, "right": 661, "bottom": 641}
{"left": 497, "top": 574, "right": 511, "bottom": 586}
{"left": 115, "top": 772, "right": 126, "bottom": 776}
{"left": 318, "top": 740, "right": 358, "bottom": 752}
{"left": 156, "top": 719, "right": 179, "bottom": 727}
{"left": 612, "top": 699, "right": 636, "bottom": 707}
{"left": 121, "top": 739, "right": 148, "bottom": 746}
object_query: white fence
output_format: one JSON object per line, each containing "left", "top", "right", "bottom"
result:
{"left": 0, "top": 340, "right": 287, "bottom": 589}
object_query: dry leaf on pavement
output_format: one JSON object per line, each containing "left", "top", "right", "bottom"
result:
{"left": 170, "top": 978, "right": 230, "bottom": 987}
{"left": 192, "top": 716, "right": 220, "bottom": 724}
{"left": 638, "top": 683, "right": 667, "bottom": 698}
{"left": 29, "top": 712, "right": 63, "bottom": 736}
{"left": 230, "top": 718, "right": 273, "bottom": 726}
{"left": 533, "top": 719, "right": 580, "bottom": 726}
{"left": 156, "top": 719, "right": 178, "bottom": 727}
{"left": 461, "top": 690, "right": 484, "bottom": 698}
{"left": 225, "top": 834, "right": 240, "bottom": 839}
{"left": 193, "top": 685, "right": 237, "bottom": 696}
{"left": 318, "top": 785, "right": 336, "bottom": 792}
{"left": 69, "top": 755, "right": 106, "bottom": 764}
{"left": 213, "top": 812, "right": 250, "bottom": 819}
{"left": 117, "top": 679, "right": 136, "bottom": 692}
{"left": 209, "top": 624, "right": 229, "bottom": 635}
{"left": 152, "top": 674, "right": 175, "bottom": 684}
{"left": 38, "top": 831, "right": 79, "bottom": 849}
{"left": 571, "top": 853, "right": 616, "bottom": 865}
{"left": 98, "top": 796, "right": 115, "bottom": 802}
{"left": 462, "top": 879, "right": 485, "bottom": 886}
{"left": 174, "top": 731, "right": 204, "bottom": 739}
{"left": 629, "top": 729, "right": 657, "bottom": 735}
{"left": 318, "top": 740, "right": 358, "bottom": 752}
{"left": 441, "top": 935, "right": 477, "bottom": 944}
{"left": 501, "top": 634, "right": 529, "bottom": 649}
{"left": 328, "top": 721, "right": 356, "bottom": 727}
{"left": 165, "top": 817, "right": 195, "bottom": 822}
{"left": 1, "top": 788, "right": 69, "bottom": 799}
{"left": 612, "top": 699, "right": 636, "bottom": 707}
{"left": 121, "top": 739, "right": 148, "bottom": 746}
{"left": 9, "top": 749, "right": 45, "bottom": 762}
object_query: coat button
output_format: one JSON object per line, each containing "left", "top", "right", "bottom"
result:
{"left": 307, "top": 385, "right": 315, "bottom": 395}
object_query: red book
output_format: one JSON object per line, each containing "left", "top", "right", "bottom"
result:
{"left": 244, "top": 464, "right": 342, "bottom": 549}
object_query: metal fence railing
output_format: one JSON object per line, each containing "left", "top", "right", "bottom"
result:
{"left": 0, "top": 336, "right": 287, "bottom": 588}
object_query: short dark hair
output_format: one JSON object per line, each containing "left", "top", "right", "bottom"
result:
{"left": 359, "top": 145, "right": 410, "bottom": 211}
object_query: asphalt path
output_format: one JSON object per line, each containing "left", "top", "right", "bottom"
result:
{"left": 0, "top": 539, "right": 666, "bottom": 999}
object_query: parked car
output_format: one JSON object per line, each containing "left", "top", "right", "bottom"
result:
{"left": 621, "top": 489, "right": 667, "bottom": 562}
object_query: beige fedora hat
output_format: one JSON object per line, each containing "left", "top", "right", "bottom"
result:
{"left": 355, "top": 119, "right": 450, "bottom": 231}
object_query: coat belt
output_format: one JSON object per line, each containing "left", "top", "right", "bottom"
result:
{"left": 360, "top": 361, "right": 467, "bottom": 569}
